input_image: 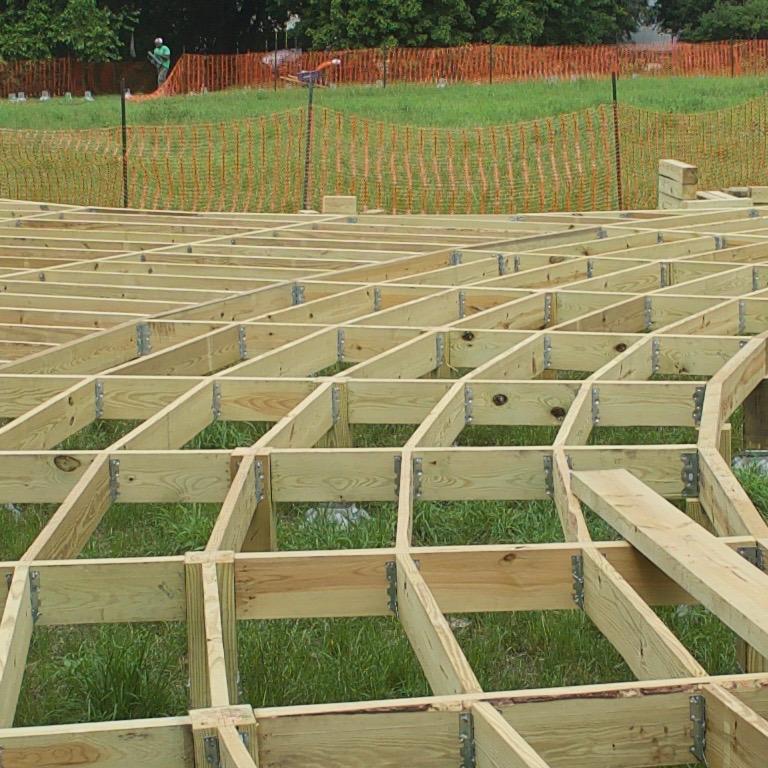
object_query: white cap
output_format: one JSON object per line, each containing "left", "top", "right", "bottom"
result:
{"left": 155, "top": 37, "right": 163, "bottom": 45}
{"left": 331, "top": 58, "right": 341, "bottom": 65}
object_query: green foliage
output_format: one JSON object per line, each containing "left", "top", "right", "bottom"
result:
{"left": 654, "top": 0, "right": 768, "bottom": 40}
{"left": 652, "top": 0, "right": 716, "bottom": 36}
{"left": 296, "top": 0, "right": 642, "bottom": 48}
{"left": 688, "top": 0, "right": 768, "bottom": 41}
{"left": 0, "top": 0, "right": 136, "bottom": 60}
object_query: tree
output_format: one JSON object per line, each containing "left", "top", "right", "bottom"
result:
{"left": 687, "top": 0, "right": 768, "bottom": 41}
{"left": 0, "top": 0, "right": 135, "bottom": 60}
{"left": 472, "top": 0, "right": 544, "bottom": 44}
{"left": 537, "top": 0, "right": 643, "bottom": 44}
{"left": 652, "top": 0, "right": 716, "bottom": 36}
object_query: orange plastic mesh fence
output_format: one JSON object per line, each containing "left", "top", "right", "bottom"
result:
{"left": 144, "top": 40, "right": 768, "bottom": 98}
{"left": 4, "top": 41, "right": 768, "bottom": 99}
{"left": 3, "top": 99, "right": 768, "bottom": 214}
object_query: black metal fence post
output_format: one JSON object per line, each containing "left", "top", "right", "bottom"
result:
{"left": 489, "top": 43, "right": 494, "bottom": 85}
{"left": 301, "top": 80, "right": 315, "bottom": 210}
{"left": 611, "top": 72, "right": 624, "bottom": 211}
{"left": 381, "top": 45, "right": 388, "bottom": 88}
{"left": 120, "top": 76, "right": 129, "bottom": 208}
{"left": 274, "top": 31, "right": 279, "bottom": 91}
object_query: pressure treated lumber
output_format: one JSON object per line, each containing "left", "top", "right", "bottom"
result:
{"left": 3, "top": 201, "right": 768, "bottom": 767}
{"left": 572, "top": 469, "right": 768, "bottom": 658}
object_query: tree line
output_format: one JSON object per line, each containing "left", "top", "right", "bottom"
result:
{"left": 1, "top": 0, "right": 767, "bottom": 61}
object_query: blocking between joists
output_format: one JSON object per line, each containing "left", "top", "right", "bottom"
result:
{"left": 190, "top": 706, "right": 259, "bottom": 768}
{"left": 185, "top": 552, "right": 239, "bottom": 711}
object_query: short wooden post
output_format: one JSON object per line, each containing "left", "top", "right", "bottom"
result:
{"left": 658, "top": 159, "right": 698, "bottom": 209}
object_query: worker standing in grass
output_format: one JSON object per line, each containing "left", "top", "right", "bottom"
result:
{"left": 149, "top": 37, "right": 171, "bottom": 87}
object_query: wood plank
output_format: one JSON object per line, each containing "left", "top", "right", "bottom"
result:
{"left": 395, "top": 553, "right": 481, "bottom": 695}
{"left": 473, "top": 701, "right": 552, "bottom": 768}
{"left": 0, "top": 566, "right": 34, "bottom": 726}
{"left": 572, "top": 468, "right": 768, "bottom": 659}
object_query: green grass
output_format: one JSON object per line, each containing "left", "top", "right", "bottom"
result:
{"left": 6, "top": 416, "right": 766, "bottom": 728}
{"left": 1, "top": 75, "right": 768, "bottom": 130}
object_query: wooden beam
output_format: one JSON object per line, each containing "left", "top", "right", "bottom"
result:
{"left": 395, "top": 553, "right": 481, "bottom": 695}
{"left": 472, "top": 702, "right": 552, "bottom": 768}
{"left": 572, "top": 468, "right": 768, "bottom": 659}
{"left": 0, "top": 566, "right": 34, "bottom": 726}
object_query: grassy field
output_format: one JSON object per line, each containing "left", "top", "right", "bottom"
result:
{"left": 2, "top": 415, "right": 762, "bottom": 729}
{"left": 0, "top": 74, "right": 767, "bottom": 130}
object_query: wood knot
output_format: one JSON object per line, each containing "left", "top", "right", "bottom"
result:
{"left": 54, "top": 455, "right": 81, "bottom": 472}
{"left": 614, "top": 343, "right": 627, "bottom": 352}
{"left": 550, "top": 406, "right": 566, "bottom": 419}
{"left": 492, "top": 394, "right": 508, "bottom": 406}
{"left": 461, "top": 331, "right": 475, "bottom": 341}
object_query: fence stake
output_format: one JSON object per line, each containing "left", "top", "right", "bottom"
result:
{"left": 731, "top": 40, "right": 736, "bottom": 78}
{"left": 120, "top": 76, "right": 129, "bottom": 208}
{"left": 301, "top": 80, "right": 315, "bottom": 211}
{"left": 382, "top": 46, "right": 388, "bottom": 88}
{"left": 489, "top": 43, "right": 494, "bottom": 85}
{"left": 611, "top": 72, "right": 624, "bottom": 211}
{"left": 274, "top": 30, "right": 278, "bottom": 91}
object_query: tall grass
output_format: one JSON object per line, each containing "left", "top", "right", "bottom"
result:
{"left": 5, "top": 416, "right": 764, "bottom": 728}
{"left": 1, "top": 75, "right": 768, "bottom": 130}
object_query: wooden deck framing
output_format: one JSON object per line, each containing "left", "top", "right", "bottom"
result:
{"left": 2, "top": 199, "right": 768, "bottom": 766}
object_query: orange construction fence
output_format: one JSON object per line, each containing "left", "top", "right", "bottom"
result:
{"left": 149, "top": 40, "right": 768, "bottom": 98}
{"left": 4, "top": 40, "right": 768, "bottom": 98}
{"left": 2, "top": 98, "right": 768, "bottom": 215}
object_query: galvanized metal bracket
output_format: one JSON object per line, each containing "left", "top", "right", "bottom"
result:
{"left": 373, "top": 286, "right": 382, "bottom": 311}
{"left": 94, "top": 379, "right": 104, "bottom": 419}
{"left": 464, "top": 386, "right": 474, "bottom": 425}
{"left": 689, "top": 694, "right": 707, "bottom": 766}
{"left": 394, "top": 455, "right": 402, "bottom": 498}
{"left": 543, "top": 335, "right": 552, "bottom": 369}
{"left": 591, "top": 386, "right": 600, "bottom": 426}
{"left": 331, "top": 384, "right": 341, "bottom": 424}
{"left": 450, "top": 250, "right": 462, "bottom": 266}
{"left": 586, "top": 259, "right": 594, "bottom": 279}
{"left": 413, "top": 456, "right": 424, "bottom": 499}
{"left": 459, "top": 711, "right": 476, "bottom": 768}
{"left": 571, "top": 554, "right": 584, "bottom": 609}
{"left": 136, "top": 322, "right": 152, "bottom": 357}
{"left": 737, "top": 545, "right": 765, "bottom": 571}
{"left": 597, "top": 226, "right": 608, "bottom": 239}
{"left": 651, "top": 337, "right": 661, "bottom": 375}
{"left": 692, "top": 386, "right": 706, "bottom": 427}
{"left": 254, "top": 459, "right": 265, "bottom": 503}
{"left": 211, "top": 381, "right": 222, "bottom": 421}
{"left": 204, "top": 734, "right": 221, "bottom": 767}
{"left": 385, "top": 560, "right": 398, "bottom": 616}
{"left": 644, "top": 297, "right": 653, "bottom": 332}
{"left": 29, "top": 569, "right": 41, "bottom": 624}
{"left": 543, "top": 455, "right": 554, "bottom": 497}
{"left": 291, "top": 282, "right": 305, "bottom": 305}
{"left": 108, "top": 457, "right": 120, "bottom": 502}
{"left": 753, "top": 266, "right": 760, "bottom": 292}
{"left": 337, "top": 328, "right": 346, "bottom": 363}
{"left": 738, "top": 299, "right": 747, "bottom": 336}
{"left": 749, "top": 207, "right": 760, "bottom": 218}
{"left": 497, "top": 253, "right": 508, "bottom": 275}
{"left": 659, "top": 262, "right": 670, "bottom": 288}
{"left": 543, "top": 293, "right": 553, "bottom": 326}
{"left": 681, "top": 452, "right": 699, "bottom": 497}
{"left": 435, "top": 334, "right": 446, "bottom": 368}
{"left": 714, "top": 234, "right": 725, "bottom": 250}
{"left": 513, "top": 254, "right": 521, "bottom": 272}
{"left": 238, "top": 325, "right": 247, "bottom": 360}
{"left": 458, "top": 290, "right": 466, "bottom": 319}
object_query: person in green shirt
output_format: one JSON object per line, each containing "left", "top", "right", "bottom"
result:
{"left": 149, "top": 37, "right": 171, "bottom": 86}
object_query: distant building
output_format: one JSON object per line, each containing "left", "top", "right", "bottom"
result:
{"left": 630, "top": 25, "right": 675, "bottom": 46}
